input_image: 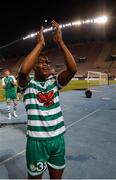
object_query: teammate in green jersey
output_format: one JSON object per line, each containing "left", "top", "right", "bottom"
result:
{"left": 2, "top": 69, "right": 18, "bottom": 119}
{"left": 18, "top": 20, "right": 77, "bottom": 179}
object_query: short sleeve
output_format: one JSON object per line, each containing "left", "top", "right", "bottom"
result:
{"left": 2, "top": 78, "right": 5, "bottom": 86}
{"left": 56, "top": 72, "right": 64, "bottom": 89}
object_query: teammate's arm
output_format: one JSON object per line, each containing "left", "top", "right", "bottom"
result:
{"left": 52, "top": 20, "right": 77, "bottom": 87}
{"left": 2, "top": 78, "right": 6, "bottom": 89}
{"left": 18, "top": 27, "right": 45, "bottom": 88}
{"left": 11, "top": 76, "right": 17, "bottom": 86}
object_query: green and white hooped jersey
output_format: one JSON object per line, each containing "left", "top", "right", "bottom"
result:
{"left": 23, "top": 75, "right": 66, "bottom": 140}
{"left": 2, "top": 75, "right": 16, "bottom": 92}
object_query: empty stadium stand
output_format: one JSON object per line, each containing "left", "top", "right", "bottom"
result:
{"left": 0, "top": 41, "right": 116, "bottom": 77}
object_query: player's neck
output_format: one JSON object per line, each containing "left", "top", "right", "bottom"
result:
{"left": 35, "top": 75, "right": 46, "bottom": 82}
{"left": 34, "top": 74, "right": 49, "bottom": 82}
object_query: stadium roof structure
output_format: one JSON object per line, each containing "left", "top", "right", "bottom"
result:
{"left": 0, "top": 0, "right": 115, "bottom": 58}
{"left": 0, "top": 16, "right": 115, "bottom": 59}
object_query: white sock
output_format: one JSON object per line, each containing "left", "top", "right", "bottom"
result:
{"left": 7, "top": 106, "right": 11, "bottom": 115}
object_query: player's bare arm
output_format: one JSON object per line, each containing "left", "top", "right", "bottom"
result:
{"left": 2, "top": 79, "right": 6, "bottom": 89}
{"left": 18, "top": 26, "right": 45, "bottom": 87}
{"left": 11, "top": 78, "right": 17, "bottom": 86}
{"left": 52, "top": 20, "right": 77, "bottom": 87}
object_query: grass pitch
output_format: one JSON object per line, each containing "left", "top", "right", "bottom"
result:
{"left": 0, "top": 79, "right": 116, "bottom": 102}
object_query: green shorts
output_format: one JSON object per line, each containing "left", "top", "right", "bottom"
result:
{"left": 5, "top": 91, "right": 17, "bottom": 102}
{"left": 26, "top": 135, "right": 65, "bottom": 176}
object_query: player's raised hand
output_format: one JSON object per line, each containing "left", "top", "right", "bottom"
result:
{"left": 37, "top": 26, "right": 45, "bottom": 48}
{"left": 51, "top": 20, "right": 62, "bottom": 43}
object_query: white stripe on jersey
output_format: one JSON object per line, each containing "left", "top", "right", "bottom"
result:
{"left": 28, "top": 116, "right": 64, "bottom": 127}
{"left": 27, "top": 126, "right": 66, "bottom": 138}
{"left": 27, "top": 106, "right": 62, "bottom": 116}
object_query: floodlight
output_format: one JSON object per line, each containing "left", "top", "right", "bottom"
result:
{"left": 94, "top": 16, "right": 108, "bottom": 24}
{"left": 21, "top": 15, "right": 108, "bottom": 41}
{"left": 84, "top": 19, "right": 91, "bottom": 24}
{"left": 72, "top": 21, "right": 81, "bottom": 26}
{"left": 43, "top": 27, "right": 53, "bottom": 33}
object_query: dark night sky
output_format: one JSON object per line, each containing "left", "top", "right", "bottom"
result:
{"left": 0, "top": 0, "right": 115, "bottom": 46}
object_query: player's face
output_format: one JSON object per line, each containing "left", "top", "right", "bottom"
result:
{"left": 34, "top": 56, "right": 50, "bottom": 79}
{"left": 4, "top": 70, "right": 10, "bottom": 77}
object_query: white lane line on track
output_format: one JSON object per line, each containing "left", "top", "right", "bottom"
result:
{"left": 0, "top": 106, "right": 73, "bottom": 165}
{"left": 0, "top": 150, "right": 25, "bottom": 166}
{"left": 67, "top": 109, "right": 100, "bottom": 129}
{"left": 1, "top": 107, "right": 114, "bottom": 165}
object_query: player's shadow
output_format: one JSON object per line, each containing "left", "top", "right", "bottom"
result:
{"left": 66, "top": 154, "right": 96, "bottom": 162}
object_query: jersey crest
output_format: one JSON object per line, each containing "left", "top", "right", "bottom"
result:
{"left": 37, "top": 90, "right": 54, "bottom": 107}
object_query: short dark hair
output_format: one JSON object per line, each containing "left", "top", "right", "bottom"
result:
{"left": 4, "top": 69, "right": 10, "bottom": 73}
{"left": 36, "top": 53, "right": 49, "bottom": 64}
